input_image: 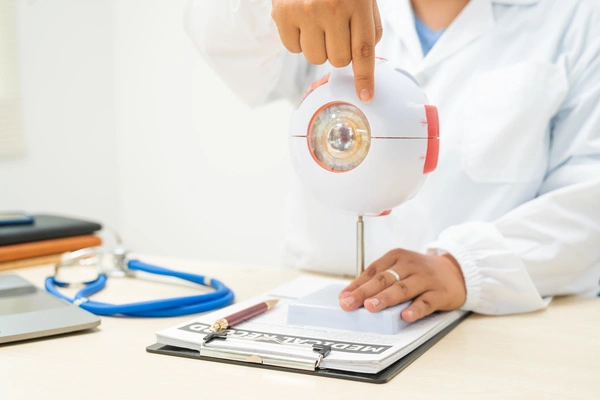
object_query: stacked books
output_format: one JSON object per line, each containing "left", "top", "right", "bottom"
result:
{"left": 0, "top": 214, "right": 103, "bottom": 271}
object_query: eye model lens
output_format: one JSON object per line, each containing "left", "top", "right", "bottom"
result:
{"left": 308, "top": 103, "right": 371, "bottom": 172}
{"left": 328, "top": 124, "right": 355, "bottom": 152}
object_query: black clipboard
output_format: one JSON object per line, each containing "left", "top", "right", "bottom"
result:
{"left": 146, "top": 312, "right": 469, "bottom": 384}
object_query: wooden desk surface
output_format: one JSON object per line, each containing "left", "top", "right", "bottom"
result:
{"left": 1, "top": 255, "right": 598, "bottom": 400}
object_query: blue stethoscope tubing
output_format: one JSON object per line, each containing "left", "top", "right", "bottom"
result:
{"left": 45, "top": 259, "right": 235, "bottom": 317}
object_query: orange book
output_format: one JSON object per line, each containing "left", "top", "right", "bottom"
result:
{"left": 0, "top": 235, "right": 102, "bottom": 263}
{"left": 0, "top": 253, "right": 63, "bottom": 272}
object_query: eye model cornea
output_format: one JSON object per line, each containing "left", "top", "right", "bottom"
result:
{"left": 307, "top": 102, "right": 371, "bottom": 172}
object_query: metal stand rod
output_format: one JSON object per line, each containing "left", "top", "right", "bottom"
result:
{"left": 356, "top": 215, "right": 364, "bottom": 278}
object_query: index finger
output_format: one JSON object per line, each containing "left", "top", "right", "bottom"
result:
{"left": 350, "top": 5, "right": 376, "bottom": 103}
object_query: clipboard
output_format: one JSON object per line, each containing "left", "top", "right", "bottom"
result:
{"left": 146, "top": 312, "right": 469, "bottom": 384}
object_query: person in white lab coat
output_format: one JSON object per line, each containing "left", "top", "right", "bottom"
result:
{"left": 184, "top": 0, "right": 600, "bottom": 322}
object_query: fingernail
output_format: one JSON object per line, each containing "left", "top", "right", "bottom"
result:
{"left": 405, "top": 310, "right": 414, "bottom": 321}
{"left": 340, "top": 295, "right": 355, "bottom": 308}
{"left": 359, "top": 89, "right": 372, "bottom": 103}
{"left": 368, "top": 298, "right": 380, "bottom": 308}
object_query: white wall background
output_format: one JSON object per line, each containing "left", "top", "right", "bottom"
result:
{"left": 0, "top": 0, "right": 119, "bottom": 228}
{"left": 0, "top": 0, "right": 25, "bottom": 158}
{"left": 113, "top": 0, "right": 294, "bottom": 268}
{"left": 0, "top": 0, "right": 295, "bottom": 269}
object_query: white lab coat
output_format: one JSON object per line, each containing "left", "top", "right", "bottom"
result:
{"left": 184, "top": 0, "right": 600, "bottom": 315}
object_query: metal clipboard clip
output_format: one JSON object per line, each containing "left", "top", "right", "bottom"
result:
{"left": 201, "top": 332, "right": 332, "bottom": 371}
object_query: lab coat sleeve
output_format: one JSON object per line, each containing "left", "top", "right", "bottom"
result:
{"left": 183, "top": 0, "right": 315, "bottom": 107}
{"left": 427, "top": 13, "right": 600, "bottom": 315}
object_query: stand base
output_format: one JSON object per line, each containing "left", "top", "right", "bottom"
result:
{"left": 287, "top": 284, "right": 410, "bottom": 335}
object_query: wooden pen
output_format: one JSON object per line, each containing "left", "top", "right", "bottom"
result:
{"left": 209, "top": 299, "right": 279, "bottom": 332}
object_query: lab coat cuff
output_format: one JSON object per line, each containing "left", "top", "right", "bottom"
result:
{"left": 426, "top": 240, "right": 483, "bottom": 312}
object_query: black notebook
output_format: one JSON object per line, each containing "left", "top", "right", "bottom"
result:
{"left": 0, "top": 214, "right": 102, "bottom": 246}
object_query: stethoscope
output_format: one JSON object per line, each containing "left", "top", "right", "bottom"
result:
{"left": 45, "top": 247, "right": 234, "bottom": 317}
